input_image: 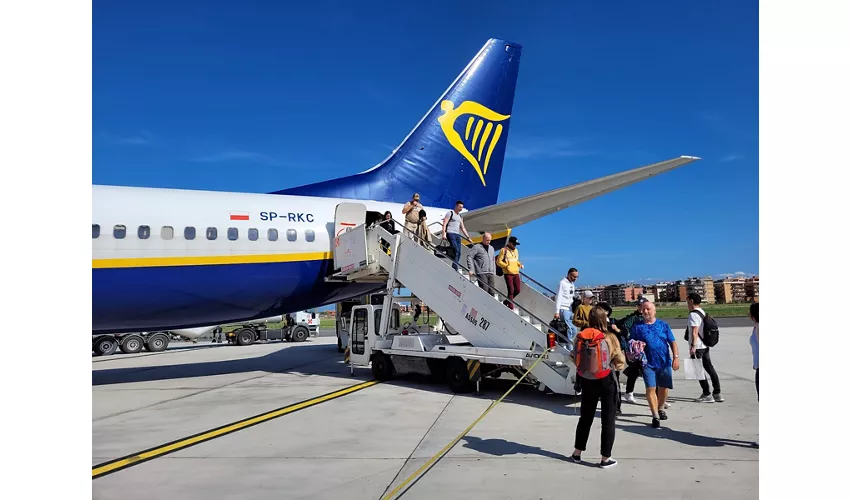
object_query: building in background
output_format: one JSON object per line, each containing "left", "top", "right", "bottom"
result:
{"left": 645, "top": 282, "right": 672, "bottom": 302}
{"left": 714, "top": 277, "right": 748, "bottom": 303}
{"left": 681, "top": 276, "right": 716, "bottom": 304}
{"left": 597, "top": 284, "right": 644, "bottom": 306}
{"left": 745, "top": 275, "right": 759, "bottom": 302}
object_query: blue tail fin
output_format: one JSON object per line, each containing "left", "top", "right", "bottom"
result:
{"left": 272, "top": 38, "right": 522, "bottom": 210}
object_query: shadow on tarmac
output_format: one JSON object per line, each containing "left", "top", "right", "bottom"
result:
{"left": 92, "top": 343, "right": 343, "bottom": 386}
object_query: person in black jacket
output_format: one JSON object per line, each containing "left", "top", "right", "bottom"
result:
{"left": 618, "top": 297, "right": 648, "bottom": 405}
{"left": 379, "top": 211, "right": 396, "bottom": 253}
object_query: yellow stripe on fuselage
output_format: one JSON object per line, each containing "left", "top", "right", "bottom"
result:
{"left": 468, "top": 229, "right": 511, "bottom": 244}
{"left": 92, "top": 251, "right": 332, "bottom": 269}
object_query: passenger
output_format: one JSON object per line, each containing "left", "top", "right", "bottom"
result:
{"left": 554, "top": 268, "right": 579, "bottom": 343}
{"left": 619, "top": 297, "right": 648, "bottom": 405}
{"left": 572, "top": 290, "right": 594, "bottom": 330}
{"left": 496, "top": 236, "right": 523, "bottom": 309}
{"left": 401, "top": 193, "right": 423, "bottom": 238}
{"left": 441, "top": 200, "right": 472, "bottom": 271}
{"left": 380, "top": 211, "right": 395, "bottom": 233}
{"left": 466, "top": 232, "right": 497, "bottom": 297}
{"left": 570, "top": 306, "right": 625, "bottom": 469}
{"left": 686, "top": 293, "right": 723, "bottom": 403}
{"left": 379, "top": 211, "right": 396, "bottom": 254}
{"left": 415, "top": 209, "right": 432, "bottom": 246}
{"left": 628, "top": 301, "right": 680, "bottom": 428}
{"left": 749, "top": 302, "right": 759, "bottom": 400}
{"left": 749, "top": 302, "right": 758, "bottom": 448}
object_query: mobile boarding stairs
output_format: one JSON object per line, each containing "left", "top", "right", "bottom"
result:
{"left": 329, "top": 217, "right": 577, "bottom": 396}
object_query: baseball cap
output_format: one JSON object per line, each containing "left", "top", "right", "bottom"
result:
{"left": 582, "top": 290, "right": 594, "bottom": 298}
{"left": 508, "top": 236, "right": 520, "bottom": 245}
{"left": 637, "top": 296, "right": 649, "bottom": 304}
{"left": 413, "top": 193, "right": 420, "bottom": 200}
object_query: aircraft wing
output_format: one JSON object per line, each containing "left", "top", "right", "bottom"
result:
{"left": 461, "top": 156, "right": 701, "bottom": 233}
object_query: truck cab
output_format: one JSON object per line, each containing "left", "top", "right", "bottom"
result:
{"left": 293, "top": 310, "right": 320, "bottom": 336}
{"left": 335, "top": 293, "right": 385, "bottom": 352}
{"left": 338, "top": 302, "right": 402, "bottom": 353}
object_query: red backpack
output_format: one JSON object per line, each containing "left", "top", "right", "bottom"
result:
{"left": 575, "top": 328, "right": 611, "bottom": 379}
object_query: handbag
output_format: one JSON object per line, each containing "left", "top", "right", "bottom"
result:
{"left": 684, "top": 357, "right": 706, "bottom": 380}
{"left": 434, "top": 239, "right": 455, "bottom": 260}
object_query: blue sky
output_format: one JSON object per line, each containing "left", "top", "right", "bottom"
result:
{"left": 93, "top": 0, "right": 758, "bottom": 291}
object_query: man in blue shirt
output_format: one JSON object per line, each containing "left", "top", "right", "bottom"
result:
{"left": 629, "top": 301, "right": 680, "bottom": 428}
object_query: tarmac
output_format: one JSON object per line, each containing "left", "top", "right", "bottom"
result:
{"left": 92, "top": 324, "right": 759, "bottom": 500}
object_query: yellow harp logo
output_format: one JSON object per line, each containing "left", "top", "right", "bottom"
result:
{"left": 438, "top": 100, "right": 510, "bottom": 187}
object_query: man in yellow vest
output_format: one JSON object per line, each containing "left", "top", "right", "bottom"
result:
{"left": 497, "top": 236, "right": 524, "bottom": 310}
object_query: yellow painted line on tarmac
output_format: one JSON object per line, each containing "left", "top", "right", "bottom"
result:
{"left": 92, "top": 379, "right": 379, "bottom": 479}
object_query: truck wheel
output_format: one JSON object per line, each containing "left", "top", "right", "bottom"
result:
{"left": 290, "top": 325, "right": 309, "bottom": 343}
{"left": 235, "top": 328, "right": 255, "bottom": 346}
{"left": 93, "top": 336, "right": 118, "bottom": 356}
{"left": 371, "top": 352, "right": 394, "bottom": 381}
{"left": 120, "top": 335, "right": 144, "bottom": 354}
{"left": 145, "top": 333, "right": 169, "bottom": 352}
{"left": 446, "top": 357, "right": 473, "bottom": 393}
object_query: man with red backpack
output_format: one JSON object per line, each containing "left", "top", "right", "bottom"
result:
{"left": 570, "top": 306, "right": 625, "bottom": 469}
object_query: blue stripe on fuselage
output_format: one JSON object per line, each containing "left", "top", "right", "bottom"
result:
{"left": 92, "top": 259, "right": 382, "bottom": 334}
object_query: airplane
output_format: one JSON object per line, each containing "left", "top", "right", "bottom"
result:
{"left": 92, "top": 38, "right": 699, "bottom": 335}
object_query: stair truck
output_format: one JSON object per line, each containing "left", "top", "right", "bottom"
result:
{"left": 328, "top": 209, "right": 576, "bottom": 395}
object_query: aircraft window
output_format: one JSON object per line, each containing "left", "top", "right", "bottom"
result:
{"left": 268, "top": 228, "right": 278, "bottom": 241}
{"left": 206, "top": 227, "right": 217, "bottom": 240}
{"left": 305, "top": 229, "right": 315, "bottom": 242}
{"left": 287, "top": 229, "right": 297, "bottom": 242}
{"left": 161, "top": 226, "right": 174, "bottom": 240}
{"left": 227, "top": 227, "right": 238, "bottom": 241}
{"left": 92, "top": 224, "right": 100, "bottom": 239}
{"left": 113, "top": 225, "right": 126, "bottom": 239}
{"left": 138, "top": 225, "right": 151, "bottom": 239}
{"left": 248, "top": 228, "right": 258, "bottom": 241}
{"left": 184, "top": 226, "right": 196, "bottom": 240}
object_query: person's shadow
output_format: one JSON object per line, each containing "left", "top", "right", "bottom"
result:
{"left": 461, "top": 436, "right": 598, "bottom": 467}
{"left": 615, "top": 418, "right": 757, "bottom": 448}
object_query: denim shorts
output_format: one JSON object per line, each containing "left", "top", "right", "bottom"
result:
{"left": 642, "top": 365, "right": 673, "bottom": 389}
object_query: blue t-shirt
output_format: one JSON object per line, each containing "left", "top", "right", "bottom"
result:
{"left": 629, "top": 320, "right": 676, "bottom": 370}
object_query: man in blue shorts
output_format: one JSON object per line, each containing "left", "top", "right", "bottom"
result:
{"left": 629, "top": 301, "right": 680, "bottom": 428}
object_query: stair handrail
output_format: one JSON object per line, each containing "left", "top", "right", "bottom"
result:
{"left": 368, "top": 218, "right": 572, "bottom": 348}
{"left": 517, "top": 271, "right": 558, "bottom": 299}
{"left": 424, "top": 220, "right": 559, "bottom": 299}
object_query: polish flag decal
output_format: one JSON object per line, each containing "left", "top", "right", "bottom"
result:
{"left": 230, "top": 211, "right": 249, "bottom": 221}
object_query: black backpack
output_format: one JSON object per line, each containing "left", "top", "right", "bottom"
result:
{"left": 688, "top": 309, "right": 719, "bottom": 347}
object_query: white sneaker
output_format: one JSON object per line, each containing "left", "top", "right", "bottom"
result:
{"left": 622, "top": 393, "right": 637, "bottom": 404}
{"left": 664, "top": 401, "right": 671, "bottom": 409}
{"left": 695, "top": 394, "right": 715, "bottom": 403}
